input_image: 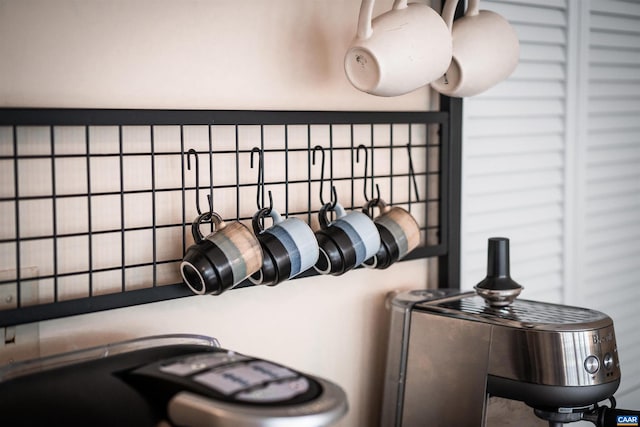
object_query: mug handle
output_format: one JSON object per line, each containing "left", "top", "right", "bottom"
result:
{"left": 191, "top": 211, "right": 224, "bottom": 243}
{"left": 442, "top": 0, "right": 479, "bottom": 29}
{"left": 362, "top": 198, "right": 389, "bottom": 218}
{"left": 356, "top": 0, "right": 411, "bottom": 40}
{"left": 318, "top": 202, "right": 347, "bottom": 229}
{"left": 252, "top": 208, "right": 283, "bottom": 234}
{"left": 391, "top": 0, "right": 408, "bottom": 10}
{"left": 356, "top": 0, "right": 375, "bottom": 40}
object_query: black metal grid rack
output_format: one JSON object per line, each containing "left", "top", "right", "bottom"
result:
{"left": 0, "top": 109, "right": 460, "bottom": 327}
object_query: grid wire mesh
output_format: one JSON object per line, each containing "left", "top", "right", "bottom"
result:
{"left": 0, "top": 110, "right": 449, "bottom": 326}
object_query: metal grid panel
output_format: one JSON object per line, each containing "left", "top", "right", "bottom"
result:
{"left": 0, "top": 109, "right": 450, "bottom": 326}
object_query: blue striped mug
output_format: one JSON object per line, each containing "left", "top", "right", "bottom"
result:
{"left": 314, "top": 202, "right": 380, "bottom": 275}
{"left": 249, "top": 208, "right": 319, "bottom": 286}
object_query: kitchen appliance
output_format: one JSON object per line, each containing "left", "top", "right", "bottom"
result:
{"left": 381, "top": 238, "right": 639, "bottom": 427}
{"left": 0, "top": 334, "right": 347, "bottom": 427}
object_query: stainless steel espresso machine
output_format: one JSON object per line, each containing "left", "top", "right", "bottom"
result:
{"left": 381, "top": 238, "right": 639, "bottom": 427}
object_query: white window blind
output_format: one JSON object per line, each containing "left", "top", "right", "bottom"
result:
{"left": 459, "top": 0, "right": 640, "bottom": 406}
{"left": 460, "top": 0, "right": 569, "bottom": 304}
{"left": 576, "top": 0, "right": 640, "bottom": 406}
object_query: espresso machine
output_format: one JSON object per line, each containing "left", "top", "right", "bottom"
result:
{"left": 381, "top": 238, "right": 639, "bottom": 427}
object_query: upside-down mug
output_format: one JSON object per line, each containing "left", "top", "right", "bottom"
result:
{"left": 362, "top": 199, "right": 420, "bottom": 269}
{"left": 314, "top": 202, "right": 380, "bottom": 275}
{"left": 249, "top": 207, "right": 319, "bottom": 286}
{"left": 344, "top": 0, "right": 452, "bottom": 96}
{"left": 181, "top": 211, "right": 262, "bottom": 295}
{"left": 431, "top": 0, "right": 520, "bottom": 97}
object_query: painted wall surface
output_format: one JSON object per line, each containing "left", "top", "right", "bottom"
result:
{"left": 0, "top": 1, "right": 436, "bottom": 426}
{"left": 37, "top": 261, "right": 427, "bottom": 427}
{"left": 0, "top": 0, "right": 434, "bottom": 110}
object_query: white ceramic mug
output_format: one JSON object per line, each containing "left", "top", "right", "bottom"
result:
{"left": 344, "top": 0, "right": 452, "bottom": 97}
{"left": 431, "top": 0, "right": 519, "bottom": 98}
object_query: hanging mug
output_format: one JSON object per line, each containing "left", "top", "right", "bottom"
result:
{"left": 344, "top": 0, "right": 452, "bottom": 97}
{"left": 181, "top": 211, "right": 263, "bottom": 295}
{"left": 362, "top": 199, "right": 421, "bottom": 269}
{"left": 249, "top": 208, "right": 319, "bottom": 286}
{"left": 314, "top": 202, "right": 380, "bottom": 276}
{"left": 431, "top": 0, "right": 520, "bottom": 97}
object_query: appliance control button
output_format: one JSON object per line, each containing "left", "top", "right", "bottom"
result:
{"left": 286, "top": 377, "right": 310, "bottom": 393}
{"left": 248, "top": 361, "right": 297, "bottom": 380}
{"left": 236, "top": 377, "right": 309, "bottom": 403}
{"left": 584, "top": 355, "right": 600, "bottom": 374}
{"left": 160, "top": 361, "right": 205, "bottom": 376}
{"left": 219, "top": 364, "right": 274, "bottom": 387}
{"left": 160, "top": 352, "right": 247, "bottom": 376}
{"left": 603, "top": 353, "right": 614, "bottom": 370}
{"left": 194, "top": 370, "right": 249, "bottom": 395}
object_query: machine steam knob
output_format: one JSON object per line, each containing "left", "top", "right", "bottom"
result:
{"left": 474, "top": 237, "right": 523, "bottom": 307}
{"left": 584, "top": 355, "right": 600, "bottom": 374}
{"left": 603, "top": 353, "right": 614, "bottom": 370}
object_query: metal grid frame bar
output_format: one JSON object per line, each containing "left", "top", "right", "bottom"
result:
{"left": 0, "top": 109, "right": 457, "bottom": 327}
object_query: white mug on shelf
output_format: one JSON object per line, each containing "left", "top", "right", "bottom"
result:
{"left": 431, "top": 0, "right": 520, "bottom": 98}
{"left": 344, "top": 0, "right": 452, "bottom": 97}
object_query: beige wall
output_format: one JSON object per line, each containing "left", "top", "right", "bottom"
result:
{"left": 0, "top": 0, "right": 434, "bottom": 110}
{"left": 39, "top": 260, "right": 428, "bottom": 427}
{"left": 1, "top": 1, "right": 437, "bottom": 426}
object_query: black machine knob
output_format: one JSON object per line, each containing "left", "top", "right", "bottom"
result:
{"left": 474, "top": 237, "right": 523, "bottom": 307}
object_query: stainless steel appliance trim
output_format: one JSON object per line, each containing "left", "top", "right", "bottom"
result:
{"left": 167, "top": 377, "right": 348, "bottom": 427}
{"left": 401, "top": 310, "right": 493, "bottom": 427}
{"left": 0, "top": 334, "right": 220, "bottom": 382}
{"left": 414, "top": 293, "right": 613, "bottom": 332}
{"left": 394, "top": 301, "right": 415, "bottom": 427}
{"left": 488, "top": 324, "right": 621, "bottom": 387}
{"left": 383, "top": 288, "right": 461, "bottom": 427}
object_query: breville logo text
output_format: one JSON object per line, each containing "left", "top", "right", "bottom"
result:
{"left": 592, "top": 332, "right": 614, "bottom": 345}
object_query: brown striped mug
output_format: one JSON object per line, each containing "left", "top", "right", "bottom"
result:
{"left": 181, "top": 211, "right": 262, "bottom": 295}
{"left": 362, "top": 199, "right": 420, "bottom": 269}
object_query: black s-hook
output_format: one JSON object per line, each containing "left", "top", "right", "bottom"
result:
{"left": 250, "top": 147, "right": 273, "bottom": 213}
{"left": 356, "top": 144, "right": 380, "bottom": 202}
{"left": 187, "top": 148, "right": 213, "bottom": 215}
{"left": 406, "top": 143, "right": 420, "bottom": 203}
{"left": 312, "top": 145, "right": 337, "bottom": 208}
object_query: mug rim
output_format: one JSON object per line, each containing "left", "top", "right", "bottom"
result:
{"left": 314, "top": 230, "right": 350, "bottom": 275}
{"left": 249, "top": 247, "right": 279, "bottom": 286}
{"left": 257, "top": 232, "right": 293, "bottom": 284}
{"left": 180, "top": 259, "right": 223, "bottom": 295}
{"left": 364, "top": 224, "right": 401, "bottom": 269}
{"left": 180, "top": 261, "right": 205, "bottom": 294}
{"left": 315, "top": 246, "right": 336, "bottom": 275}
